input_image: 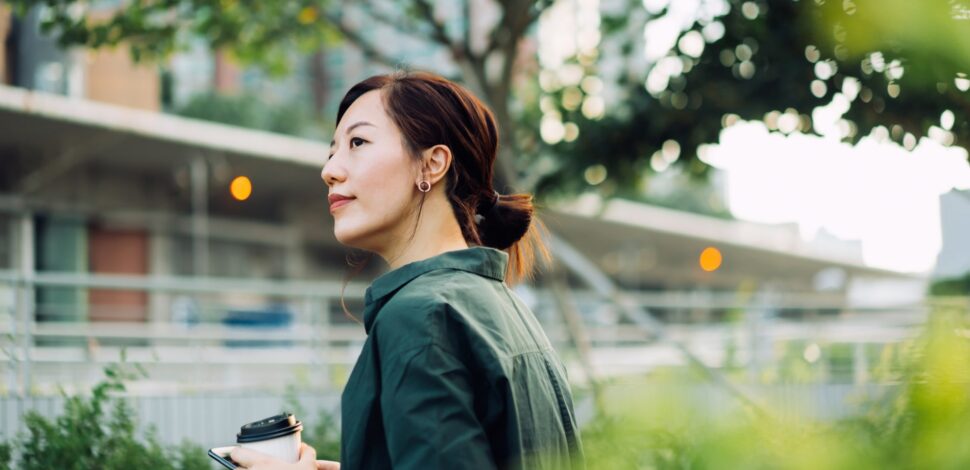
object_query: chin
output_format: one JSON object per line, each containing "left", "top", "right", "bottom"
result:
{"left": 333, "top": 227, "right": 361, "bottom": 248}
{"left": 333, "top": 224, "right": 374, "bottom": 251}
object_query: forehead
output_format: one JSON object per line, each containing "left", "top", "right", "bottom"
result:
{"left": 337, "top": 90, "right": 390, "bottom": 132}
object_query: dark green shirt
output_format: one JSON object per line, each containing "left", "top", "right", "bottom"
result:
{"left": 340, "top": 247, "right": 584, "bottom": 469}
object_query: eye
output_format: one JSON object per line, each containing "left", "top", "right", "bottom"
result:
{"left": 350, "top": 137, "right": 366, "bottom": 148}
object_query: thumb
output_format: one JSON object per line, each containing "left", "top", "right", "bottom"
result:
{"left": 299, "top": 443, "right": 318, "bottom": 463}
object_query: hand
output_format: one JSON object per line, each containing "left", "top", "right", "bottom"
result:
{"left": 231, "top": 443, "right": 327, "bottom": 470}
{"left": 315, "top": 460, "right": 340, "bottom": 470}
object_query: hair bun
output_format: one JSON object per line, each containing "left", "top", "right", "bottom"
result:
{"left": 478, "top": 193, "right": 533, "bottom": 250}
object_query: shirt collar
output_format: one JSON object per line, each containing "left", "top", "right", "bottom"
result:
{"left": 363, "top": 246, "right": 508, "bottom": 333}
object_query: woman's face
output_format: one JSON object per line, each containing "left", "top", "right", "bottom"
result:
{"left": 322, "top": 90, "right": 421, "bottom": 252}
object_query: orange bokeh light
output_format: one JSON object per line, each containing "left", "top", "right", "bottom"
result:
{"left": 699, "top": 247, "right": 722, "bottom": 272}
{"left": 230, "top": 176, "right": 252, "bottom": 201}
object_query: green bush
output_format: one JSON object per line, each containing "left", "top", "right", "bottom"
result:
{"left": 1, "top": 361, "right": 209, "bottom": 470}
{"left": 578, "top": 305, "right": 970, "bottom": 469}
{"left": 283, "top": 384, "right": 341, "bottom": 461}
{"left": 302, "top": 408, "right": 341, "bottom": 461}
{"left": 929, "top": 272, "right": 970, "bottom": 296}
{"left": 0, "top": 441, "right": 11, "bottom": 470}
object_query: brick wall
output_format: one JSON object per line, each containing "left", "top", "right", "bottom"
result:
{"left": 0, "top": 5, "right": 10, "bottom": 85}
{"left": 83, "top": 10, "right": 160, "bottom": 110}
{"left": 213, "top": 49, "right": 241, "bottom": 94}
{"left": 84, "top": 46, "right": 161, "bottom": 111}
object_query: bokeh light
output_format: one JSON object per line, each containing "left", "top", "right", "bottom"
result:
{"left": 230, "top": 176, "right": 252, "bottom": 201}
{"left": 699, "top": 246, "right": 723, "bottom": 272}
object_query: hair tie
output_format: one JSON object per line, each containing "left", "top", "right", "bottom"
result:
{"left": 475, "top": 191, "right": 500, "bottom": 224}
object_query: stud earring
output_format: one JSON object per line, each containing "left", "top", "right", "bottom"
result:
{"left": 418, "top": 181, "right": 431, "bottom": 192}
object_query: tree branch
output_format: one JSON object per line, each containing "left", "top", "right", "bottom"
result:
{"left": 412, "top": 0, "right": 470, "bottom": 62}
{"left": 323, "top": 11, "right": 402, "bottom": 70}
{"left": 412, "top": 0, "right": 454, "bottom": 47}
{"left": 462, "top": 0, "right": 472, "bottom": 53}
{"left": 355, "top": 0, "right": 440, "bottom": 47}
{"left": 527, "top": 1, "right": 549, "bottom": 29}
{"left": 484, "top": 0, "right": 541, "bottom": 58}
{"left": 458, "top": 54, "right": 489, "bottom": 100}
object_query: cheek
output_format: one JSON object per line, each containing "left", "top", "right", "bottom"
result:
{"left": 359, "top": 158, "right": 414, "bottom": 208}
{"left": 333, "top": 159, "right": 416, "bottom": 243}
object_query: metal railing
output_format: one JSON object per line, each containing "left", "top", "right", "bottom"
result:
{"left": 2, "top": 269, "right": 965, "bottom": 440}
{"left": 1, "top": 269, "right": 956, "bottom": 393}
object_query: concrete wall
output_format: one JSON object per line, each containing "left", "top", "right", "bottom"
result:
{"left": 934, "top": 189, "right": 970, "bottom": 279}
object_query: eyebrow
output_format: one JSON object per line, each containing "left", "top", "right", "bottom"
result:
{"left": 330, "top": 121, "right": 376, "bottom": 146}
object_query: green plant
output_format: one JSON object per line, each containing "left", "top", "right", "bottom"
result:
{"left": 3, "top": 358, "right": 209, "bottom": 470}
{"left": 0, "top": 441, "right": 11, "bottom": 470}
{"left": 283, "top": 384, "right": 341, "bottom": 461}
{"left": 306, "top": 408, "right": 341, "bottom": 461}
{"left": 929, "top": 272, "right": 970, "bottom": 296}
{"left": 578, "top": 304, "right": 970, "bottom": 469}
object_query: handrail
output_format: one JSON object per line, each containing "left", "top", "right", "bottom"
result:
{"left": 0, "top": 270, "right": 369, "bottom": 298}
{"left": 1, "top": 269, "right": 958, "bottom": 312}
{"left": 1, "top": 271, "right": 964, "bottom": 399}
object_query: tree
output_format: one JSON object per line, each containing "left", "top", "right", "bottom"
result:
{"left": 8, "top": 0, "right": 969, "bottom": 196}
{"left": 531, "top": 0, "right": 970, "bottom": 197}
{"left": 7, "top": 0, "right": 552, "bottom": 190}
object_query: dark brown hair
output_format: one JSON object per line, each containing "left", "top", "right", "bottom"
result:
{"left": 336, "top": 71, "right": 548, "bottom": 284}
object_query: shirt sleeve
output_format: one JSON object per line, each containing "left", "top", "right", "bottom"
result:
{"left": 379, "top": 342, "right": 497, "bottom": 470}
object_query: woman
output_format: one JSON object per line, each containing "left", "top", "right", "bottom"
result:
{"left": 232, "top": 71, "right": 584, "bottom": 470}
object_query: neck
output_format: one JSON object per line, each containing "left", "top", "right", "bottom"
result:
{"left": 381, "top": 194, "right": 469, "bottom": 270}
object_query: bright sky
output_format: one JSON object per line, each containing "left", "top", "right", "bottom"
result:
{"left": 702, "top": 122, "right": 970, "bottom": 274}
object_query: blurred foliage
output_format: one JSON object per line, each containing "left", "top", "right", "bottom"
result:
{"left": 0, "top": 360, "right": 209, "bottom": 470}
{"left": 532, "top": 0, "right": 970, "bottom": 197}
{"left": 929, "top": 271, "right": 970, "bottom": 296}
{"left": 175, "top": 92, "right": 316, "bottom": 137}
{"left": 7, "top": 0, "right": 342, "bottom": 74}
{"left": 0, "top": 442, "right": 10, "bottom": 470}
{"left": 577, "top": 305, "right": 970, "bottom": 469}
{"left": 7, "top": 0, "right": 551, "bottom": 190}
{"left": 8, "top": 0, "right": 969, "bottom": 200}
{"left": 283, "top": 383, "right": 341, "bottom": 462}
{"left": 301, "top": 409, "right": 342, "bottom": 462}
{"left": 817, "top": 0, "right": 970, "bottom": 85}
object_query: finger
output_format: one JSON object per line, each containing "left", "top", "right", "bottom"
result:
{"left": 316, "top": 460, "right": 341, "bottom": 470}
{"left": 299, "top": 442, "right": 318, "bottom": 463}
{"left": 230, "top": 446, "right": 262, "bottom": 468}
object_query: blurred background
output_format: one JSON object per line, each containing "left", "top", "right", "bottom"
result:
{"left": 0, "top": 0, "right": 969, "bottom": 468}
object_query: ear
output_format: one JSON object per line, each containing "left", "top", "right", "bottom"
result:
{"left": 416, "top": 144, "right": 453, "bottom": 187}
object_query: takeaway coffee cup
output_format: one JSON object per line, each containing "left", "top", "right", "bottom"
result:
{"left": 236, "top": 412, "right": 304, "bottom": 463}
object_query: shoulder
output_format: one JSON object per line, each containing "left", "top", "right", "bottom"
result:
{"left": 372, "top": 269, "right": 502, "bottom": 356}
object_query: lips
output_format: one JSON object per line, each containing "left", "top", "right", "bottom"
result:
{"left": 328, "top": 194, "right": 355, "bottom": 213}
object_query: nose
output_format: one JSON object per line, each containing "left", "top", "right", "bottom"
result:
{"left": 321, "top": 154, "right": 346, "bottom": 187}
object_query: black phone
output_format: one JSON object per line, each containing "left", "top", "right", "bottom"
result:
{"left": 208, "top": 446, "right": 238, "bottom": 469}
